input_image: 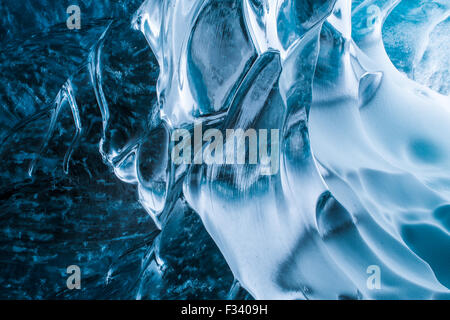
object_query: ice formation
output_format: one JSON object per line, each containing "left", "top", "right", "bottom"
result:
{"left": 2, "top": 0, "right": 449, "bottom": 299}
{"left": 125, "top": 0, "right": 450, "bottom": 299}
{"left": 130, "top": 0, "right": 450, "bottom": 299}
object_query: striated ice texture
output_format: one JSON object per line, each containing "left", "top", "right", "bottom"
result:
{"left": 1, "top": 0, "right": 449, "bottom": 299}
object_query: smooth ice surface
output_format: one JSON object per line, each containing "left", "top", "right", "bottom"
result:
{"left": 1, "top": 0, "right": 449, "bottom": 299}
{"left": 135, "top": 0, "right": 450, "bottom": 299}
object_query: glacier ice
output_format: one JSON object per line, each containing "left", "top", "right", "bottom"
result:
{"left": 134, "top": 0, "right": 450, "bottom": 299}
{"left": 1, "top": 0, "right": 450, "bottom": 299}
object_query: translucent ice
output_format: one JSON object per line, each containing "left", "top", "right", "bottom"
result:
{"left": 134, "top": 0, "right": 450, "bottom": 299}
{"left": 4, "top": 0, "right": 450, "bottom": 299}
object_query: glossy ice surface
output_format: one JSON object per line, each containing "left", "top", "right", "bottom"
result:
{"left": 0, "top": 0, "right": 449, "bottom": 299}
